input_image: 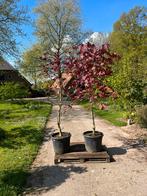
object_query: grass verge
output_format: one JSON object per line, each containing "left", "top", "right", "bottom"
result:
{"left": 81, "top": 101, "right": 127, "bottom": 127}
{"left": 0, "top": 100, "right": 52, "bottom": 195}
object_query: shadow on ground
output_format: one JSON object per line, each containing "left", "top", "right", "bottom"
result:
{"left": 43, "top": 127, "right": 56, "bottom": 142}
{"left": 0, "top": 126, "right": 43, "bottom": 149}
{"left": 50, "top": 105, "right": 92, "bottom": 122}
{"left": 0, "top": 169, "right": 29, "bottom": 195}
{"left": 112, "top": 135, "right": 147, "bottom": 162}
{"left": 107, "top": 146, "right": 127, "bottom": 162}
{"left": 108, "top": 147, "right": 127, "bottom": 156}
{"left": 114, "top": 135, "right": 146, "bottom": 150}
{"left": 25, "top": 165, "right": 87, "bottom": 194}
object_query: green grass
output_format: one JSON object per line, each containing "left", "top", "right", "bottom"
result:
{"left": 81, "top": 101, "right": 127, "bottom": 127}
{"left": 93, "top": 108, "right": 127, "bottom": 126}
{"left": 0, "top": 100, "right": 52, "bottom": 195}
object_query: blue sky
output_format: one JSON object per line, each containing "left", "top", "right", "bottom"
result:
{"left": 19, "top": 0, "right": 146, "bottom": 53}
{"left": 80, "top": 0, "right": 146, "bottom": 32}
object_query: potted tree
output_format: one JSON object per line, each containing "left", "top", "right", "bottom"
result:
{"left": 36, "top": 0, "right": 83, "bottom": 155}
{"left": 65, "top": 42, "right": 118, "bottom": 152}
{"left": 41, "top": 52, "right": 71, "bottom": 155}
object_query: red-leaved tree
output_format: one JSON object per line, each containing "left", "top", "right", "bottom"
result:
{"left": 65, "top": 42, "right": 119, "bottom": 134}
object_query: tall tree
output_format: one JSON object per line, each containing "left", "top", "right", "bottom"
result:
{"left": 35, "top": 0, "right": 83, "bottom": 135}
{"left": 19, "top": 44, "right": 43, "bottom": 88}
{"left": 109, "top": 6, "right": 147, "bottom": 109}
{"left": 0, "top": 0, "right": 29, "bottom": 58}
{"left": 35, "top": 0, "right": 83, "bottom": 56}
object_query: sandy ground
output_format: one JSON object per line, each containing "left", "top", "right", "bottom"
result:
{"left": 24, "top": 102, "right": 147, "bottom": 196}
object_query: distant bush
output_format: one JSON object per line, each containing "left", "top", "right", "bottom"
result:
{"left": 136, "top": 105, "right": 147, "bottom": 128}
{"left": 0, "top": 82, "right": 29, "bottom": 100}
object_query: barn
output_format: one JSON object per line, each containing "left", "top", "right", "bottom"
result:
{"left": 0, "top": 58, "right": 31, "bottom": 88}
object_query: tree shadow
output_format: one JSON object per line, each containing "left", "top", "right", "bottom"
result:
{"left": 120, "top": 137, "right": 147, "bottom": 160}
{"left": 43, "top": 127, "right": 55, "bottom": 142}
{"left": 0, "top": 108, "right": 29, "bottom": 121}
{"left": 51, "top": 105, "right": 92, "bottom": 122}
{"left": 0, "top": 128, "right": 7, "bottom": 141}
{"left": 0, "top": 126, "right": 43, "bottom": 149}
{"left": 112, "top": 135, "right": 147, "bottom": 162}
{"left": 114, "top": 135, "right": 146, "bottom": 150}
{"left": 25, "top": 165, "right": 87, "bottom": 194}
{"left": 122, "top": 138, "right": 146, "bottom": 149}
{"left": 0, "top": 109, "right": 11, "bottom": 119}
{"left": 0, "top": 169, "right": 28, "bottom": 195}
{"left": 0, "top": 101, "right": 49, "bottom": 121}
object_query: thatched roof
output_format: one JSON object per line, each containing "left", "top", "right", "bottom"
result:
{"left": 0, "top": 58, "right": 15, "bottom": 70}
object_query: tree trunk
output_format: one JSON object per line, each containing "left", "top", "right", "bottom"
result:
{"left": 91, "top": 104, "right": 96, "bottom": 135}
{"left": 57, "top": 52, "right": 63, "bottom": 136}
{"left": 57, "top": 86, "right": 62, "bottom": 136}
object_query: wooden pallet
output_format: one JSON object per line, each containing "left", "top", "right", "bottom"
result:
{"left": 54, "top": 142, "right": 110, "bottom": 164}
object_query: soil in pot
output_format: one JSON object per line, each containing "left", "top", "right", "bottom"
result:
{"left": 52, "top": 132, "right": 71, "bottom": 155}
{"left": 83, "top": 131, "right": 103, "bottom": 152}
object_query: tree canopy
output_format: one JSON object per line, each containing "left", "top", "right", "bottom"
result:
{"left": 19, "top": 44, "right": 44, "bottom": 87}
{"left": 109, "top": 6, "right": 147, "bottom": 109}
{"left": 34, "top": 0, "right": 84, "bottom": 57}
{"left": 0, "top": 0, "right": 29, "bottom": 58}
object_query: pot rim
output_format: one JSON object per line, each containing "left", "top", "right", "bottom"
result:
{"left": 83, "top": 130, "right": 103, "bottom": 138}
{"left": 52, "top": 132, "right": 71, "bottom": 140}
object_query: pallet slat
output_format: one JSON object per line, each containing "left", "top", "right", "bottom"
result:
{"left": 54, "top": 143, "right": 110, "bottom": 164}
{"left": 56, "top": 151, "right": 109, "bottom": 159}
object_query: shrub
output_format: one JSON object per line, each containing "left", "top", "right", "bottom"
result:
{"left": 0, "top": 82, "right": 29, "bottom": 100}
{"left": 136, "top": 105, "right": 147, "bottom": 128}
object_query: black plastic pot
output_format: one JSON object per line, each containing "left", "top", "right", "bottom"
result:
{"left": 83, "top": 131, "right": 103, "bottom": 152}
{"left": 51, "top": 132, "right": 71, "bottom": 155}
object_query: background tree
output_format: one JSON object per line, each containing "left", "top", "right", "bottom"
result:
{"left": 35, "top": 0, "right": 83, "bottom": 135}
{"left": 0, "top": 0, "right": 29, "bottom": 58}
{"left": 109, "top": 6, "right": 147, "bottom": 110}
{"left": 19, "top": 44, "right": 44, "bottom": 88}
{"left": 35, "top": 0, "right": 84, "bottom": 57}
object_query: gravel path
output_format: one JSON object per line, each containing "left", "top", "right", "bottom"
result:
{"left": 24, "top": 104, "right": 147, "bottom": 196}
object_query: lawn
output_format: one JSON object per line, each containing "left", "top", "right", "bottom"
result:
{"left": 0, "top": 100, "right": 52, "bottom": 195}
{"left": 81, "top": 101, "right": 127, "bottom": 127}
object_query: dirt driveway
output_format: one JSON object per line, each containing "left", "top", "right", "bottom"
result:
{"left": 24, "top": 104, "right": 147, "bottom": 196}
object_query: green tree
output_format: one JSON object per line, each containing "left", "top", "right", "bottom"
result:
{"left": 35, "top": 0, "right": 83, "bottom": 134}
{"left": 34, "top": 0, "right": 84, "bottom": 57}
{"left": 0, "top": 0, "right": 29, "bottom": 58}
{"left": 109, "top": 6, "right": 147, "bottom": 110}
{"left": 19, "top": 44, "right": 44, "bottom": 88}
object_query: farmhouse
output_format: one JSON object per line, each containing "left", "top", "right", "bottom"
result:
{"left": 0, "top": 57, "right": 31, "bottom": 88}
